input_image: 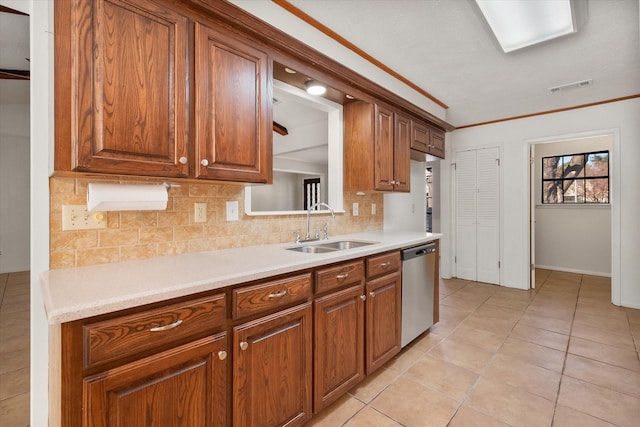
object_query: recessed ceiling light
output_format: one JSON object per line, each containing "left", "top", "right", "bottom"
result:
{"left": 475, "top": 0, "right": 587, "bottom": 53}
{"left": 305, "top": 80, "right": 326, "bottom": 95}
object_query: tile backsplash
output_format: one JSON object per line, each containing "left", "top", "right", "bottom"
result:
{"left": 49, "top": 176, "right": 384, "bottom": 269}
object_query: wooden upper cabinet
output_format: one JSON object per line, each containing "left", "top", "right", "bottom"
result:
{"left": 56, "top": 0, "right": 190, "bottom": 177}
{"left": 410, "top": 118, "right": 446, "bottom": 159}
{"left": 344, "top": 101, "right": 410, "bottom": 193}
{"left": 194, "top": 23, "right": 272, "bottom": 184}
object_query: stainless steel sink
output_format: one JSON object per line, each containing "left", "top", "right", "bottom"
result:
{"left": 286, "top": 240, "right": 377, "bottom": 254}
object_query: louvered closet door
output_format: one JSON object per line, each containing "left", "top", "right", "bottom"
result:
{"left": 455, "top": 148, "right": 500, "bottom": 284}
{"left": 455, "top": 150, "right": 478, "bottom": 281}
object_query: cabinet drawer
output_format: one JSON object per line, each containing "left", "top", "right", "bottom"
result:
{"left": 233, "top": 273, "right": 312, "bottom": 319}
{"left": 315, "top": 260, "right": 364, "bottom": 294}
{"left": 83, "top": 293, "right": 226, "bottom": 368}
{"left": 366, "top": 251, "right": 401, "bottom": 279}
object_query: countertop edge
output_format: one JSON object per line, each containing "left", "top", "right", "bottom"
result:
{"left": 41, "top": 231, "right": 441, "bottom": 324}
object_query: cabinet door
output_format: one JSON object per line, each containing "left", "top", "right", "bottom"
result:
{"left": 373, "top": 104, "right": 395, "bottom": 191}
{"left": 430, "top": 128, "right": 445, "bottom": 159}
{"left": 410, "top": 120, "right": 430, "bottom": 153}
{"left": 314, "top": 285, "right": 365, "bottom": 413}
{"left": 365, "top": 272, "right": 402, "bottom": 374}
{"left": 195, "top": 23, "right": 272, "bottom": 184}
{"left": 61, "top": 0, "right": 189, "bottom": 177}
{"left": 393, "top": 113, "right": 411, "bottom": 192}
{"left": 233, "top": 303, "right": 312, "bottom": 427}
{"left": 83, "top": 333, "right": 228, "bottom": 427}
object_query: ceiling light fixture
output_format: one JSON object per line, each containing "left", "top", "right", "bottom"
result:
{"left": 305, "top": 80, "right": 327, "bottom": 95}
{"left": 475, "top": 0, "right": 587, "bottom": 53}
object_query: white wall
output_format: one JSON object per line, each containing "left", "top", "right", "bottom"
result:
{"left": 0, "top": 103, "right": 30, "bottom": 273}
{"left": 384, "top": 160, "right": 426, "bottom": 232}
{"left": 534, "top": 136, "right": 612, "bottom": 276}
{"left": 443, "top": 98, "right": 640, "bottom": 308}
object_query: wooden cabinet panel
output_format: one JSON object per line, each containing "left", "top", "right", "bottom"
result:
{"left": 195, "top": 23, "right": 272, "bottom": 183}
{"left": 58, "top": 0, "right": 189, "bottom": 177}
{"left": 232, "top": 273, "right": 311, "bottom": 319}
{"left": 83, "top": 333, "right": 227, "bottom": 427}
{"left": 233, "top": 303, "right": 312, "bottom": 427}
{"left": 365, "top": 271, "right": 402, "bottom": 374}
{"left": 430, "top": 127, "right": 446, "bottom": 158}
{"left": 366, "top": 251, "right": 401, "bottom": 279}
{"left": 315, "top": 260, "right": 364, "bottom": 294}
{"left": 313, "top": 285, "right": 365, "bottom": 413}
{"left": 393, "top": 113, "right": 411, "bottom": 192}
{"left": 344, "top": 101, "right": 411, "bottom": 192}
{"left": 84, "top": 293, "right": 226, "bottom": 369}
{"left": 410, "top": 119, "right": 430, "bottom": 153}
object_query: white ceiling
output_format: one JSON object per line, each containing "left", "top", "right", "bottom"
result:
{"left": 284, "top": 0, "right": 640, "bottom": 127}
{"left": 0, "top": 9, "right": 29, "bottom": 104}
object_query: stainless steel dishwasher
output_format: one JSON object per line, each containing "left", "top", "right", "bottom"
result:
{"left": 401, "top": 242, "right": 436, "bottom": 348}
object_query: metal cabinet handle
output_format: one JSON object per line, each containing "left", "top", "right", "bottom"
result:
{"left": 380, "top": 261, "right": 391, "bottom": 268}
{"left": 336, "top": 273, "right": 349, "bottom": 280}
{"left": 218, "top": 351, "right": 227, "bottom": 360}
{"left": 268, "top": 290, "right": 287, "bottom": 298}
{"left": 179, "top": 156, "right": 188, "bottom": 164}
{"left": 149, "top": 319, "right": 183, "bottom": 332}
{"left": 240, "top": 341, "right": 248, "bottom": 351}
{"left": 369, "top": 291, "right": 376, "bottom": 298}
{"left": 360, "top": 295, "right": 366, "bottom": 301}
{"left": 201, "top": 159, "right": 209, "bottom": 166}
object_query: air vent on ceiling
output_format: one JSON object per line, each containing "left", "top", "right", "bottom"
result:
{"left": 548, "top": 79, "right": 593, "bottom": 94}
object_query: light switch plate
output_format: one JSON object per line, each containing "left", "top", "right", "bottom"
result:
{"left": 62, "top": 205, "right": 107, "bottom": 230}
{"left": 226, "top": 200, "right": 239, "bottom": 221}
{"left": 352, "top": 202, "right": 359, "bottom": 216}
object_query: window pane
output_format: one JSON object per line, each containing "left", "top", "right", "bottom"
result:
{"left": 563, "top": 180, "right": 584, "bottom": 203}
{"left": 542, "top": 180, "right": 562, "bottom": 203}
{"left": 586, "top": 152, "right": 608, "bottom": 177}
{"left": 586, "top": 178, "right": 609, "bottom": 203}
{"left": 543, "top": 157, "right": 562, "bottom": 179}
{"left": 564, "top": 155, "right": 585, "bottom": 178}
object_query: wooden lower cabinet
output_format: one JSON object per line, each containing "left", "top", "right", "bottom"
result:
{"left": 313, "top": 285, "right": 365, "bottom": 413}
{"left": 233, "top": 303, "right": 313, "bottom": 427}
{"left": 83, "top": 332, "right": 228, "bottom": 427}
{"left": 365, "top": 271, "right": 402, "bottom": 374}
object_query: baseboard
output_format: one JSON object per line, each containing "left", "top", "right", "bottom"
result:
{"left": 535, "top": 264, "right": 611, "bottom": 278}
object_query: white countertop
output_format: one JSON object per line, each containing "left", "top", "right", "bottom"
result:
{"left": 41, "top": 231, "right": 441, "bottom": 324}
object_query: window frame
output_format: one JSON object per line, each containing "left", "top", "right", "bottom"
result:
{"left": 541, "top": 150, "right": 610, "bottom": 205}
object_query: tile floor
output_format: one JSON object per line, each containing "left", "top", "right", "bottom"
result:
{"left": 1, "top": 270, "right": 639, "bottom": 426}
{"left": 0, "top": 271, "right": 30, "bottom": 427}
{"left": 309, "top": 269, "right": 640, "bottom": 427}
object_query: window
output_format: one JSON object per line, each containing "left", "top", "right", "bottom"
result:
{"left": 542, "top": 151, "right": 609, "bottom": 204}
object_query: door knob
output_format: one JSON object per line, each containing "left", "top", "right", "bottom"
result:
{"left": 201, "top": 159, "right": 209, "bottom": 167}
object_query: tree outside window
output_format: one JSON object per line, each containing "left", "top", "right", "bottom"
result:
{"left": 542, "top": 151, "right": 609, "bottom": 204}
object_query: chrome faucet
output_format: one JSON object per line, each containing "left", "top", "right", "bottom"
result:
{"left": 303, "top": 202, "right": 335, "bottom": 241}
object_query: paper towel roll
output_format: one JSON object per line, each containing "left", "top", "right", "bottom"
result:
{"left": 87, "top": 183, "right": 168, "bottom": 211}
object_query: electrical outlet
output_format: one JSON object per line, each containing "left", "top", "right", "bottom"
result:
{"left": 371, "top": 203, "right": 377, "bottom": 215}
{"left": 352, "top": 202, "right": 359, "bottom": 216}
{"left": 62, "top": 205, "right": 107, "bottom": 230}
{"left": 226, "top": 200, "right": 239, "bottom": 221}
{"left": 194, "top": 203, "right": 207, "bottom": 223}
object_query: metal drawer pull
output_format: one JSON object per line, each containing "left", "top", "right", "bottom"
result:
{"left": 218, "top": 351, "right": 227, "bottom": 360}
{"left": 360, "top": 295, "right": 366, "bottom": 301}
{"left": 380, "top": 261, "right": 391, "bottom": 268}
{"left": 149, "top": 319, "right": 183, "bottom": 332}
{"left": 268, "top": 290, "right": 287, "bottom": 298}
{"left": 240, "top": 341, "right": 248, "bottom": 351}
{"left": 369, "top": 291, "right": 376, "bottom": 298}
{"left": 336, "top": 273, "right": 349, "bottom": 280}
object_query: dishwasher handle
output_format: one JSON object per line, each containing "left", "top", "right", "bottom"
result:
{"left": 401, "top": 243, "right": 436, "bottom": 261}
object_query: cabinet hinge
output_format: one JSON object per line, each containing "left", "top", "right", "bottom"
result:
{"left": 497, "top": 158, "right": 500, "bottom": 166}
{"left": 454, "top": 256, "right": 457, "bottom": 263}
{"left": 498, "top": 261, "right": 501, "bottom": 269}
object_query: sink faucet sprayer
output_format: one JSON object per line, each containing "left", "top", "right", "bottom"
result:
{"left": 294, "top": 202, "right": 335, "bottom": 243}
